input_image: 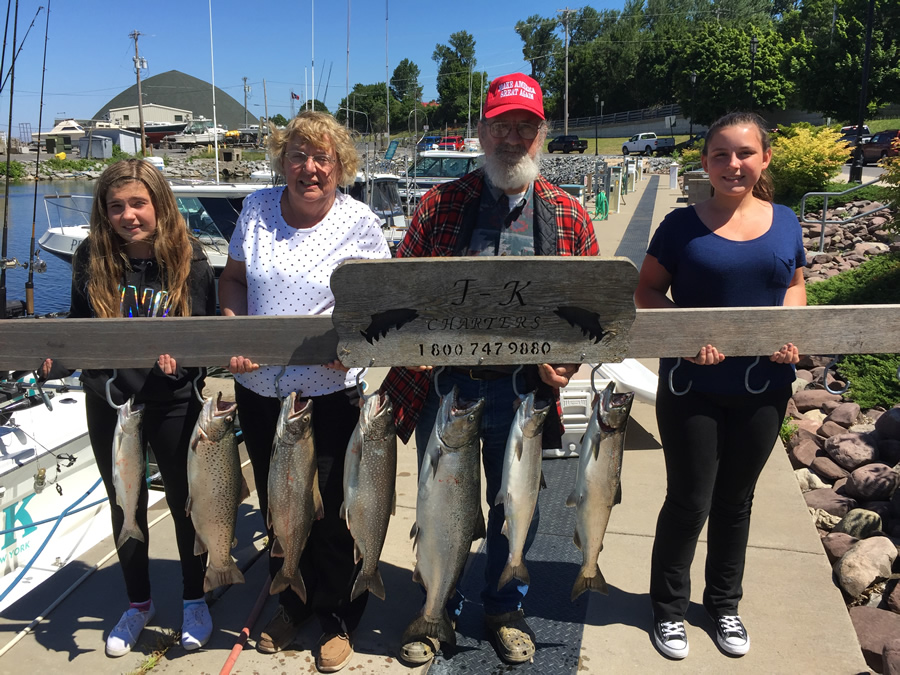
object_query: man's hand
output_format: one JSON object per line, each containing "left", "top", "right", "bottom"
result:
{"left": 684, "top": 344, "right": 725, "bottom": 366}
{"left": 228, "top": 356, "right": 260, "bottom": 374}
{"left": 539, "top": 363, "right": 579, "bottom": 389}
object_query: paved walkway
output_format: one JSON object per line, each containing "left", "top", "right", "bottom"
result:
{"left": 0, "top": 174, "right": 870, "bottom": 674}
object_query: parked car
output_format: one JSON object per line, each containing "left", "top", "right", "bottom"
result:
{"left": 839, "top": 124, "right": 872, "bottom": 146}
{"left": 416, "top": 135, "right": 442, "bottom": 152}
{"left": 438, "top": 136, "right": 465, "bottom": 151}
{"left": 622, "top": 132, "right": 675, "bottom": 156}
{"left": 547, "top": 135, "right": 587, "bottom": 154}
{"left": 860, "top": 129, "right": 900, "bottom": 165}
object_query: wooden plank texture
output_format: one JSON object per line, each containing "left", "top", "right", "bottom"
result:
{"left": 0, "top": 306, "right": 896, "bottom": 371}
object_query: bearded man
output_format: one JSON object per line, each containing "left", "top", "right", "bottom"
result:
{"left": 382, "top": 72, "right": 598, "bottom": 666}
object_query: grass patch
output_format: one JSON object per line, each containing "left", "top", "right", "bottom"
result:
{"left": 125, "top": 628, "right": 180, "bottom": 675}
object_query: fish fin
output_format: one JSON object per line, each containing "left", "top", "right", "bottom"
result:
{"left": 411, "top": 564, "right": 423, "bottom": 587}
{"left": 115, "top": 526, "right": 145, "bottom": 550}
{"left": 570, "top": 564, "right": 608, "bottom": 601}
{"left": 203, "top": 560, "right": 245, "bottom": 593}
{"left": 494, "top": 491, "right": 506, "bottom": 507}
{"left": 540, "top": 470, "right": 547, "bottom": 489}
{"left": 401, "top": 611, "right": 456, "bottom": 649}
{"left": 409, "top": 521, "right": 418, "bottom": 541}
{"left": 312, "top": 471, "right": 325, "bottom": 520}
{"left": 270, "top": 536, "right": 285, "bottom": 558}
{"left": 500, "top": 519, "right": 508, "bottom": 537}
{"left": 266, "top": 508, "right": 273, "bottom": 532}
{"left": 185, "top": 494, "right": 192, "bottom": 517}
{"left": 193, "top": 534, "right": 208, "bottom": 556}
{"left": 239, "top": 476, "right": 251, "bottom": 502}
{"left": 353, "top": 541, "right": 364, "bottom": 565}
{"left": 498, "top": 558, "right": 530, "bottom": 591}
{"left": 565, "top": 491, "right": 578, "bottom": 508}
{"left": 270, "top": 569, "right": 306, "bottom": 603}
{"left": 351, "top": 567, "right": 386, "bottom": 602}
{"left": 573, "top": 529, "right": 582, "bottom": 551}
{"left": 614, "top": 482, "right": 622, "bottom": 506}
{"left": 472, "top": 506, "right": 487, "bottom": 542}
{"left": 339, "top": 501, "right": 347, "bottom": 521}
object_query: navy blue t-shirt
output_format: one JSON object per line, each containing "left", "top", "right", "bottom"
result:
{"left": 647, "top": 203, "right": 807, "bottom": 395}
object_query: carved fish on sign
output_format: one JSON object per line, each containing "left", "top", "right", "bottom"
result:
{"left": 554, "top": 306, "right": 607, "bottom": 344}
{"left": 360, "top": 308, "right": 420, "bottom": 344}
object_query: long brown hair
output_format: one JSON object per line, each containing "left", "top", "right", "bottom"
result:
{"left": 88, "top": 159, "right": 195, "bottom": 317}
{"left": 702, "top": 111, "right": 775, "bottom": 202}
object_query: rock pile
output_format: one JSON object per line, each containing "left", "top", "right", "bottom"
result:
{"left": 801, "top": 200, "right": 899, "bottom": 284}
{"left": 786, "top": 355, "right": 900, "bottom": 674}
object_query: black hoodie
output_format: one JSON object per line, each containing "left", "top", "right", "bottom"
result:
{"left": 68, "top": 238, "right": 217, "bottom": 405}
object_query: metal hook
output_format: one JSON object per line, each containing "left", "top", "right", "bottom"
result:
{"left": 432, "top": 366, "right": 445, "bottom": 396}
{"left": 590, "top": 363, "right": 604, "bottom": 396}
{"left": 511, "top": 365, "right": 524, "bottom": 398}
{"left": 744, "top": 356, "right": 770, "bottom": 394}
{"left": 824, "top": 356, "right": 850, "bottom": 395}
{"left": 104, "top": 369, "right": 122, "bottom": 409}
{"left": 668, "top": 357, "right": 692, "bottom": 396}
{"left": 355, "top": 369, "right": 369, "bottom": 400}
{"left": 192, "top": 367, "right": 206, "bottom": 404}
{"left": 273, "top": 366, "right": 287, "bottom": 400}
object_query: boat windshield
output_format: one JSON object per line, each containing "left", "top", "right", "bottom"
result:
{"left": 176, "top": 196, "right": 243, "bottom": 243}
{"left": 409, "top": 156, "right": 476, "bottom": 179}
{"left": 371, "top": 180, "right": 403, "bottom": 216}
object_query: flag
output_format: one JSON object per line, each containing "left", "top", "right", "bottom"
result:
{"left": 291, "top": 91, "right": 300, "bottom": 100}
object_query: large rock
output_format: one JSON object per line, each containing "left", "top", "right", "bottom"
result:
{"left": 810, "top": 455, "right": 850, "bottom": 481}
{"left": 788, "top": 427, "right": 826, "bottom": 451}
{"left": 788, "top": 438, "right": 820, "bottom": 469}
{"left": 804, "top": 488, "right": 857, "bottom": 517}
{"left": 881, "top": 439, "right": 900, "bottom": 467}
{"left": 824, "top": 432, "right": 879, "bottom": 471}
{"left": 833, "top": 508, "right": 883, "bottom": 538}
{"left": 827, "top": 402, "right": 861, "bottom": 427}
{"left": 794, "top": 467, "right": 830, "bottom": 491}
{"left": 875, "top": 406, "right": 900, "bottom": 441}
{"left": 818, "top": 420, "right": 848, "bottom": 438}
{"left": 821, "top": 531, "right": 858, "bottom": 565}
{"left": 849, "top": 606, "right": 900, "bottom": 673}
{"left": 844, "top": 463, "right": 900, "bottom": 501}
{"left": 887, "top": 579, "right": 900, "bottom": 614}
{"left": 884, "top": 638, "right": 900, "bottom": 675}
{"left": 892, "top": 490, "right": 900, "bottom": 520}
{"left": 836, "top": 536, "right": 898, "bottom": 596}
{"left": 793, "top": 389, "right": 843, "bottom": 412}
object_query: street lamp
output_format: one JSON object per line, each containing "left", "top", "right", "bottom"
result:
{"left": 749, "top": 35, "right": 758, "bottom": 109}
{"left": 594, "top": 93, "right": 599, "bottom": 156}
{"left": 689, "top": 71, "right": 697, "bottom": 140}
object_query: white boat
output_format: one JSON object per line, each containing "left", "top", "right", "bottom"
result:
{"left": 163, "top": 118, "right": 228, "bottom": 147}
{"left": 346, "top": 172, "right": 407, "bottom": 249}
{"left": 400, "top": 149, "right": 484, "bottom": 212}
{"left": 30, "top": 119, "right": 86, "bottom": 148}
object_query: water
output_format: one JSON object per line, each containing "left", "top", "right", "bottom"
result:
{"left": 0, "top": 179, "right": 96, "bottom": 315}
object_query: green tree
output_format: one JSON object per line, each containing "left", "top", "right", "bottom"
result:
{"left": 270, "top": 114, "right": 288, "bottom": 127}
{"left": 336, "top": 83, "right": 388, "bottom": 135}
{"left": 391, "top": 58, "right": 422, "bottom": 102}
{"left": 514, "top": 15, "right": 560, "bottom": 83}
{"left": 300, "top": 99, "right": 329, "bottom": 114}
{"left": 432, "top": 31, "right": 477, "bottom": 127}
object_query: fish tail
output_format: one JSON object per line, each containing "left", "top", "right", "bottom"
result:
{"left": 115, "top": 523, "right": 145, "bottom": 550}
{"left": 498, "top": 558, "right": 530, "bottom": 591}
{"left": 570, "top": 564, "right": 608, "bottom": 601}
{"left": 203, "top": 560, "right": 245, "bottom": 593}
{"left": 351, "top": 566, "right": 386, "bottom": 602}
{"left": 401, "top": 611, "right": 456, "bottom": 649}
{"left": 270, "top": 568, "right": 307, "bottom": 603}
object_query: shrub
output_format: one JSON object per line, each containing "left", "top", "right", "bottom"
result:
{"left": 880, "top": 143, "right": 900, "bottom": 236}
{"left": 779, "top": 416, "right": 798, "bottom": 446}
{"left": 0, "top": 160, "right": 26, "bottom": 178}
{"left": 769, "top": 125, "right": 850, "bottom": 201}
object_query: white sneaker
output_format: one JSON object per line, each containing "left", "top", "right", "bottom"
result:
{"left": 653, "top": 619, "right": 689, "bottom": 659}
{"left": 713, "top": 614, "right": 750, "bottom": 656}
{"left": 106, "top": 602, "right": 156, "bottom": 657}
{"left": 182, "top": 601, "right": 213, "bottom": 651}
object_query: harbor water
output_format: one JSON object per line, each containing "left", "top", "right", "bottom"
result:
{"left": 1, "top": 179, "right": 96, "bottom": 315}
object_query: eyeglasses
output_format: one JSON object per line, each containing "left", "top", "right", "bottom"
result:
{"left": 487, "top": 121, "right": 542, "bottom": 140}
{"left": 284, "top": 150, "right": 335, "bottom": 170}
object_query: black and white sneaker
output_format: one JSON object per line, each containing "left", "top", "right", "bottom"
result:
{"left": 653, "top": 619, "right": 689, "bottom": 659}
{"left": 712, "top": 614, "right": 750, "bottom": 656}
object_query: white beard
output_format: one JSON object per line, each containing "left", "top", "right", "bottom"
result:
{"left": 483, "top": 145, "right": 541, "bottom": 192}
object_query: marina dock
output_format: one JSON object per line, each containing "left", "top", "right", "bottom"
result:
{"left": 0, "top": 173, "right": 869, "bottom": 674}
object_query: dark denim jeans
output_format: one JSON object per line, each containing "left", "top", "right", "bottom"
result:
{"left": 414, "top": 368, "right": 539, "bottom": 617}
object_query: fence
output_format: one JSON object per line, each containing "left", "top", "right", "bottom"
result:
{"left": 549, "top": 104, "right": 682, "bottom": 132}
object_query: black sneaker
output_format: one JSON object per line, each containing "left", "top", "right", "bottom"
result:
{"left": 712, "top": 614, "right": 750, "bottom": 656}
{"left": 653, "top": 619, "right": 689, "bottom": 659}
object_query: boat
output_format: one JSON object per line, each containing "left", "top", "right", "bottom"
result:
{"left": 29, "top": 119, "right": 86, "bottom": 150}
{"left": 345, "top": 172, "right": 407, "bottom": 249}
{"left": 400, "top": 149, "right": 484, "bottom": 213}
{"left": 126, "top": 121, "right": 193, "bottom": 147}
{"left": 162, "top": 118, "right": 228, "bottom": 148}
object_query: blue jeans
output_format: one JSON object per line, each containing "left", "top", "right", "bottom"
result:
{"left": 414, "top": 368, "right": 539, "bottom": 617}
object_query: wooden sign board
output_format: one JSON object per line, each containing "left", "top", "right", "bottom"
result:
{"left": 331, "top": 257, "right": 639, "bottom": 367}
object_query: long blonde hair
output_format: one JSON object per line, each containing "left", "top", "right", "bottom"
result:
{"left": 702, "top": 111, "right": 774, "bottom": 202}
{"left": 87, "top": 159, "right": 195, "bottom": 317}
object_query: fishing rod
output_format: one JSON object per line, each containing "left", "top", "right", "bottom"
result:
{"left": 0, "top": 0, "right": 10, "bottom": 103}
{"left": 25, "top": 1, "right": 50, "bottom": 316}
{"left": 1, "top": 0, "right": 20, "bottom": 321}
{"left": 0, "top": 5, "right": 41, "bottom": 96}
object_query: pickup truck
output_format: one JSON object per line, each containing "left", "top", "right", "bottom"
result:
{"left": 622, "top": 132, "right": 675, "bottom": 156}
{"left": 547, "top": 135, "right": 587, "bottom": 154}
{"left": 438, "top": 136, "right": 465, "bottom": 151}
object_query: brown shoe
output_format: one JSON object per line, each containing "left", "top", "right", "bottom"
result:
{"left": 257, "top": 606, "right": 300, "bottom": 654}
{"left": 485, "top": 609, "right": 535, "bottom": 664}
{"left": 316, "top": 632, "right": 353, "bottom": 673}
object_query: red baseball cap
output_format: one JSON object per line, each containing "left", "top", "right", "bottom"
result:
{"left": 484, "top": 73, "right": 544, "bottom": 120}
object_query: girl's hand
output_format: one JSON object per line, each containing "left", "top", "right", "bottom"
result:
{"left": 539, "top": 363, "right": 579, "bottom": 389}
{"left": 770, "top": 343, "right": 800, "bottom": 364}
{"left": 406, "top": 365, "right": 433, "bottom": 373}
{"left": 324, "top": 359, "right": 350, "bottom": 372}
{"left": 157, "top": 354, "right": 177, "bottom": 375}
{"left": 685, "top": 344, "right": 725, "bottom": 366}
{"left": 40, "top": 358, "right": 52, "bottom": 379}
{"left": 228, "top": 356, "right": 260, "bottom": 374}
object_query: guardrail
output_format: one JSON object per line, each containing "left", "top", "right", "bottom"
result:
{"left": 800, "top": 178, "right": 892, "bottom": 252}
{"left": 549, "top": 104, "right": 682, "bottom": 131}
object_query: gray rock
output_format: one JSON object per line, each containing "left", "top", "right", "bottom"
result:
{"left": 821, "top": 531, "right": 858, "bottom": 565}
{"left": 860, "top": 501, "right": 894, "bottom": 522}
{"left": 788, "top": 427, "right": 825, "bottom": 451}
{"left": 788, "top": 438, "right": 819, "bottom": 469}
{"left": 827, "top": 402, "right": 861, "bottom": 427}
{"left": 793, "top": 389, "right": 843, "bottom": 412}
{"left": 887, "top": 579, "right": 900, "bottom": 614}
{"left": 876, "top": 407, "right": 900, "bottom": 441}
{"left": 849, "top": 606, "right": 900, "bottom": 673}
{"left": 803, "top": 487, "right": 857, "bottom": 517}
{"left": 833, "top": 508, "right": 883, "bottom": 538}
{"left": 811, "top": 508, "right": 841, "bottom": 531}
{"left": 794, "top": 467, "right": 830, "bottom": 492}
{"left": 824, "top": 432, "right": 879, "bottom": 471}
{"left": 821, "top": 399, "right": 844, "bottom": 415}
{"left": 810, "top": 455, "right": 850, "bottom": 481}
{"left": 844, "top": 464, "right": 900, "bottom": 501}
{"left": 785, "top": 397, "right": 803, "bottom": 420}
{"left": 836, "top": 536, "right": 897, "bottom": 597}
{"left": 818, "top": 420, "right": 848, "bottom": 438}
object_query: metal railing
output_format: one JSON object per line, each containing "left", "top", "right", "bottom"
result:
{"left": 800, "top": 179, "right": 892, "bottom": 252}
{"left": 549, "top": 104, "right": 682, "bottom": 131}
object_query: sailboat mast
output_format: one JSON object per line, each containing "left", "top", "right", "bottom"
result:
{"left": 385, "top": 0, "right": 389, "bottom": 141}
{"left": 311, "top": 0, "right": 315, "bottom": 111}
{"left": 1, "top": 0, "right": 20, "bottom": 320}
{"left": 208, "top": 0, "right": 219, "bottom": 183}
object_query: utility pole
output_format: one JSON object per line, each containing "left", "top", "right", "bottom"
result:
{"left": 557, "top": 7, "right": 575, "bottom": 136}
{"left": 129, "top": 30, "right": 147, "bottom": 156}
{"left": 243, "top": 76, "right": 250, "bottom": 128}
{"left": 262, "top": 78, "right": 268, "bottom": 145}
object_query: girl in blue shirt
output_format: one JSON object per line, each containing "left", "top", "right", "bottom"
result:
{"left": 635, "top": 112, "right": 807, "bottom": 660}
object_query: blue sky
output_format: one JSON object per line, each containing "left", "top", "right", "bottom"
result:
{"left": 1, "top": 0, "right": 617, "bottom": 136}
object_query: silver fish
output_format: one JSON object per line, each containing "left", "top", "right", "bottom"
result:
{"left": 112, "top": 397, "right": 145, "bottom": 549}
{"left": 402, "top": 387, "right": 486, "bottom": 650}
{"left": 341, "top": 391, "right": 397, "bottom": 601}
{"left": 186, "top": 392, "right": 247, "bottom": 592}
{"left": 567, "top": 381, "right": 633, "bottom": 601}
{"left": 496, "top": 391, "right": 550, "bottom": 590}
{"left": 267, "top": 392, "right": 322, "bottom": 601}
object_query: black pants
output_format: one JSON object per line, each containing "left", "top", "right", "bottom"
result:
{"left": 235, "top": 382, "right": 367, "bottom": 635}
{"left": 649, "top": 383, "right": 791, "bottom": 621}
{"left": 86, "top": 390, "right": 206, "bottom": 602}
